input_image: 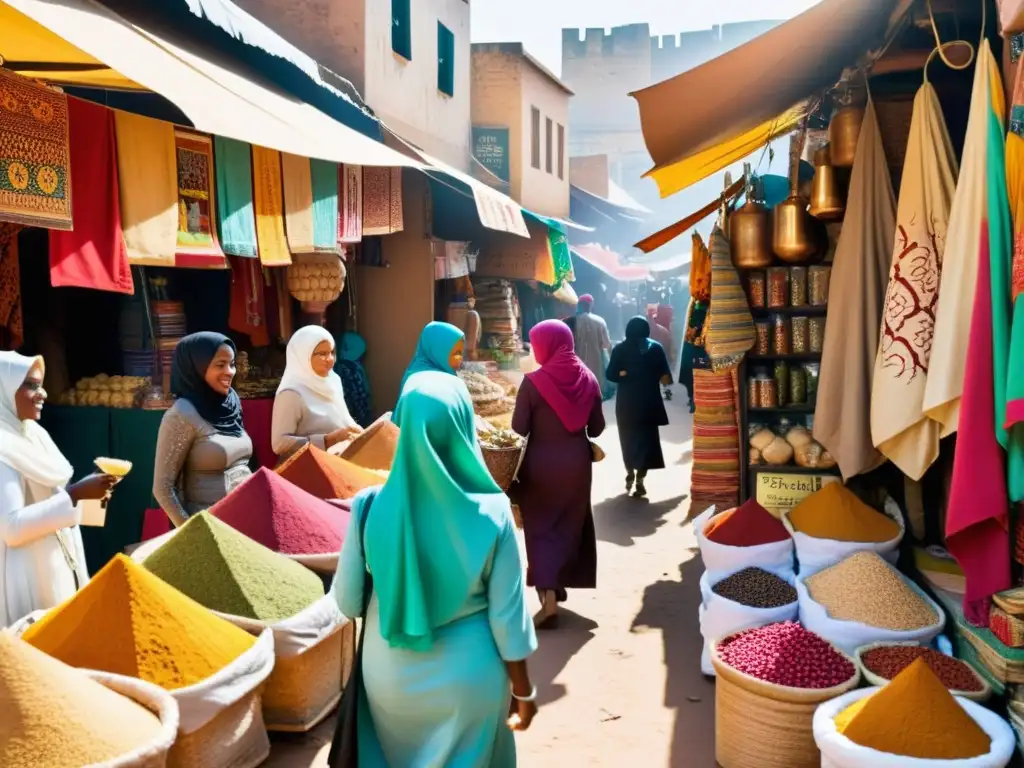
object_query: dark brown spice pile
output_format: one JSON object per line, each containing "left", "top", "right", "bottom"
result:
{"left": 711, "top": 567, "right": 797, "bottom": 609}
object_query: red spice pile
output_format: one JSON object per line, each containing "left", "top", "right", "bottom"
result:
{"left": 716, "top": 621, "right": 854, "bottom": 689}
{"left": 704, "top": 499, "right": 790, "bottom": 547}
{"left": 210, "top": 467, "right": 350, "bottom": 555}
{"left": 861, "top": 646, "right": 982, "bottom": 692}
{"left": 276, "top": 444, "right": 384, "bottom": 500}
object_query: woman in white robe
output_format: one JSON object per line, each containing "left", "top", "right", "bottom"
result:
{"left": 0, "top": 352, "right": 115, "bottom": 627}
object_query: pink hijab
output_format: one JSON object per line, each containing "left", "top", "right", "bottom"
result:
{"left": 526, "top": 320, "right": 600, "bottom": 433}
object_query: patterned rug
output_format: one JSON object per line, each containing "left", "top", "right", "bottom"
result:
{"left": 691, "top": 367, "right": 740, "bottom": 507}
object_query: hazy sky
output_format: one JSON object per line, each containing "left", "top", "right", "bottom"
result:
{"left": 471, "top": 0, "right": 822, "bottom": 74}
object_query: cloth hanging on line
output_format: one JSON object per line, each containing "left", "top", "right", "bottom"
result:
{"left": 310, "top": 159, "right": 339, "bottom": 252}
{"left": 0, "top": 69, "right": 72, "bottom": 230}
{"left": 0, "top": 224, "right": 23, "bottom": 350}
{"left": 690, "top": 367, "right": 740, "bottom": 508}
{"left": 251, "top": 146, "right": 291, "bottom": 267}
{"left": 227, "top": 255, "right": 269, "bottom": 347}
{"left": 703, "top": 226, "right": 753, "bottom": 371}
{"left": 48, "top": 97, "right": 133, "bottom": 294}
{"left": 213, "top": 136, "right": 258, "bottom": 258}
{"left": 338, "top": 164, "right": 362, "bottom": 244}
{"left": 281, "top": 152, "right": 316, "bottom": 254}
{"left": 114, "top": 111, "right": 177, "bottom": 267}
{"left": 870, "top": 83, "right": 959, "bottom": 480}
{"left": 173, "top": 130, "right": 225, "bottom": 268}
{"left": 361, "top": 167, "right": 404, "bottom": 236}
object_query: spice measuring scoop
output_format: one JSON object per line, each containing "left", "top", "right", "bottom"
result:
{"left": 80, "top": 457, "right": 133, "bottom": 527}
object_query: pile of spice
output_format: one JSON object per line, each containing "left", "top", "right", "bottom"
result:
{"left": 703, "top": 499, "right": 790, "bottom": 546}
{"left": 341, "top": 415, "right": 399, "bottom": 471}
{"left": 0, "top": 633, "right": 165, "bottom": 767}
{"left": 211, "top": 467, "right": 348, "bottom": 555}
{"left": 836, "top": 658, "right": 990, "bottom": 759}
{"left": 861, "top": 645, "right": 983, "bottom": 692}
{"left": 716, "top": 621, "right": 855, "bottom": 689}
{"left": 788, "top": 483, "right": 900, "bottom": 542}
{"left": 277, "top": 443, "right": 384, "bottom": 500}
{"left": 22, "top": 554, "right": 256, "bottom": 690}
{"left": 805, "top": 552, "right": 938, "bottom": 631}
{"left": 711, "top": 568, "right": 797, "bottom": 609}
{"left": 143, "top": 512, "right": 325, "bottom": 622}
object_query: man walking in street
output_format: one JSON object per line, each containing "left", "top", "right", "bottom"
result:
{"left": 573, "top": 294, "right": 612, "bottom": 399}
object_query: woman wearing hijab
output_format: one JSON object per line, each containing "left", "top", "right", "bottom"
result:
{"left": 332, "top": 368, "right": 538, "bottom": 766}
{"left": 512, "top": 320, "right": 604, "bottom": 628}
{"left": 399, "top": 321, "right": 465, "bottom": 395}
{"left": 0, "top": 352, "right": 115, "bottom": 626}
{"left": 272, "top": 326, "right": 362, "bottom": 460}
{"left": 607, "top": 317, "right": 672, "bottom": 498}
{"left": 153, "top": 332, "right": 252, "bottom": 526}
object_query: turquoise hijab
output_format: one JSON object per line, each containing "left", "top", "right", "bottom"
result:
{"left": 398, "top": 321, "right": 464, "bottom": 396}
{"left": 359, "top": 370, "right": 508, "bottom": 650}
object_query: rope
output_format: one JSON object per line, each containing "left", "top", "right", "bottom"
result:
{"left": 923, "top": 0, "right": 983, "bottom": 80}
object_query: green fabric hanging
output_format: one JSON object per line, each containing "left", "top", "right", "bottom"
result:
{"left": 213, "top": 136, "right": 258, "bottom": 258}
{"left": 310, "top": 159, "right": 339, "bottom": 252}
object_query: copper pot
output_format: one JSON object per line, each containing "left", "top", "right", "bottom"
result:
{"left": 809, "top": 144, "right": 845, "bottom": 221}
{"left": 730, "top": 170, "right": 772, "bottom": 269}
{"left": 828, "top": 102, "right": 864, "bottom": 168}
{"left": 772, "top": 136, "right": 819, "bottom": 264}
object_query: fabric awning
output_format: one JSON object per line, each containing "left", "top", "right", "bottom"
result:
{"left": 2, "top": 0, "right": 421, "bottom": 168}
{"left": 630, "top": 0, "right": 900, "bottom": 198}
{"left": 571, "top": 244, "right": 650, "bottom": 282}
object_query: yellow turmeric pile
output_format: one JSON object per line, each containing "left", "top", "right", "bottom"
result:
{"left": 836, "top": 657, "right": 990, "bottom": 759}
{"left": 22, "top": 554, "right": 255, "bottom": 690}
{"left": 788, "top": 482, "right": 899, "bottom": 542}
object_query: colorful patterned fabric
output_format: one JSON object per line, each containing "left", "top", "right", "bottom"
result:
{"left": 690, "top": 367, "right": 740, "bottom": 507}
{"left": 0, "top": 223, "right": 23, "bottom": 349}
{"left": 703, "top": 227, "right": 754, "bottom": 371}
{"left": 251, "top": 146, "right": 291, "bottom": 267}
{"left": 174, "top": 130, "right": 225, "bottom": 268}
{"left": 0, "top": 70, "right": 71, "bottom": 230}
{"left": 690, "top": 232, "right": 711, "bottom": 302}
{"left": 361, "top": 167, "right": 403, "bottom": 236}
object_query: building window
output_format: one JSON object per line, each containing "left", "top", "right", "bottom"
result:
{"left": 392, "top": 0, "right": 412, "bottom": 60}
{"left": 437, "top": 23, "right": 455, "bottom": 96}
{"left": 531, "top": 107, "right": 540, "bottom": 169}
{"left": 557, "top": 123, "right": 565, "bottom": 179}
{"left": 545, "top": 117, "right": 553, "bottom": 174}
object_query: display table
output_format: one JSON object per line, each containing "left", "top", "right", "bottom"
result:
{"left": 41, "top": 399, "right": 275, "bottom": 571}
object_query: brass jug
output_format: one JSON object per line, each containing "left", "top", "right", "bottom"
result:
{"left": 828, "top": 100, "right": 864, "bottom": 168}
{"left": 772, "top": 139, "right": 819, "bottom": 264}
{"left": 730, "top": 167, "right": 772, "bottom": 269}
{"left": 809, "top": 144, "right": 845, "bottom": 221}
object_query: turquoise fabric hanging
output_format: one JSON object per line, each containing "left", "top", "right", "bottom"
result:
{"left": 213, "top": 136, "right": 258, "bottom": 257}
{"left": 310, "top": 158, "right": 339, "bottom": 252}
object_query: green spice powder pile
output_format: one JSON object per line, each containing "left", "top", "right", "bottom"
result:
{"left": 143, "top": 512, "right": 325, "bottom": 622}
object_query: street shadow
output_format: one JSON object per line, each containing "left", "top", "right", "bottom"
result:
{"left": 532, "top": 609, "right": 598, "bottom": 707}
{"left": 632, "top": 554, "right": 717, "bottom": 768}
{"left": 593, "top": 494, "right": 688, "bottom": 547}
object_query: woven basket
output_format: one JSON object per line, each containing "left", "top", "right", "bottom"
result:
{"left": 991, "top": 603, "right": 1024, "bottom": 648}
{"left": 854, "top": 641, "right": 991, "bottom": 702}
{"left": 710, "top": 639, "right": 860, "bottom": 768}
{"left": 481, "top": 443, "right": 525, "bottom": 492}
{"left": 168, "top": 690, "right": 269, "bottom": 768}
{"left": 262, "top": 620, "right": 355, "bottom": 733}
{"left": 84, "top": 671, "right": 180, "bottom": 768}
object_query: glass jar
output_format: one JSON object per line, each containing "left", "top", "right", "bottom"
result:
{"left": 757, "top": 377, "right": 779, "bottom": 409}
{"left": 789, "top": 366, "right": 807, "bottom": 404}
{"left": 754, "top": 320, "right": 771, "bottom": 355}
{"left": 809, "top": 265, "right": 832, "bottom": 306}
{"left": 809, "top": 317, "right": 826, "bottom": 353}
{"left": 791, "top": 316, "right": 809, "bottom": 354}
{"left": 747, "top": 271, "right": 767, "bottom": 308}
{"left": 774, "top": 360, "right": 790, "bottom": 408}
{"left": 772, "top": 314, "right": 791, "bottom": 355}
{"left": 804, "top": 363, "right": 821, "bottom": 403}
{"left": 767, "top": 267, "right": 789, "bottom": 308}
{"left": 790, "top": 266, "right": 808, "bottom": 307}
{"left": 747, "top": 375, "right": 760, "bottom": 406}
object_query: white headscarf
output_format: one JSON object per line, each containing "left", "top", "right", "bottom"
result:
{"left": 0, "top": 352, "right": 74, "bottom": 489}
{"left": 277, "top": 326, "right": 357, "bottom": 430}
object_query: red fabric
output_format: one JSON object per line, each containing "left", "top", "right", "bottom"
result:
{"left": 240, "top": 397, "right": 275, "bottom": 470}
{"left": 946, "top": 228, "right": 1011, "bottom": 626}
{"left": 525, "top": 319, "right": 600, "bottom": 433}
{"left": 228, "top": 256, "right": 270, "bottom": 347}
{"left": 275, "top": 443, "right": 383, "bottom": 500}
{"left": 210, "top": 467, "right": 348, "bottom": 554}
{"left": 48, "top": 98, "right": 133, "bottom": 294}
{"left": 141, "top": 507, "right": 172, "bottom": 542}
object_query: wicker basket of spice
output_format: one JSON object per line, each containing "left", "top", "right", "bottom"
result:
{"left": 478, "top": 430, "right": 526, "bottom": 492}
{"left": 710, "top": 622, "right": 860, "bottom": 768}
{"left": 854, "top": 641, "right": 991, "bottom": 702}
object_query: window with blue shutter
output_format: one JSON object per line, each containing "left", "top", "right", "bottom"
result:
{"left": 392, "top": 0, "right": 412, "bottom": 60}
{"left": 437, "top": 22, "right": 455, "bottom": 96}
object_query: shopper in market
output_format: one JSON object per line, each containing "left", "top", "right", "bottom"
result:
{"left": 512, "top": 319, "right": 604, "bottom": 629}
{"left": 271, "top": 325, "right": 363, "bottom": 460}
{"left": 0, "top": 351, "right": 117, "bottom": 626}
{"left": 398, "top": 320, "right": 465, "bottom": 394}
{"left": 572, "top": 294, "right": 612, "bottom": 398}
{"left": 153, "top": 332, "right": 253, "bottom": 527}
{"left": 607, "top": 316, "right": 672, "bottom": 498}
{"left": 332, "top": 366, "right": 538, "bottom": 766}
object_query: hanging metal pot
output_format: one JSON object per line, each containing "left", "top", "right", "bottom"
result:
{"left": 828, "top": 95, "right": 864, "bottom": 168}
{"left": 772, "top": 133, "right": 819, "bottom": 264}
{"left": 730, "top": 164, "right": 773, "bottom": 269}
{"left": 808, "top": 144, "right": 845, "bottom": 221}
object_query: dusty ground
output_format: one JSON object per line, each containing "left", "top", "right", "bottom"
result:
{"left": 267, "top": 392, "right": 715, "bottom": 766}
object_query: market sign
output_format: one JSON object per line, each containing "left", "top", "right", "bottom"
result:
{"left": 755, "top": 472, "right": 840, "bottom": 517}
{"left": 472, "top": 126, "right": 510, "bottom": 183}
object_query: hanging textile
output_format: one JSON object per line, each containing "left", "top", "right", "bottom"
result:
{"left": 361, "top": 167, "right": 404, "bottom": 236}
{"left": 946, "top": 40, "right": 1011, "bottom": 626}
{"left": 703, "top": 226, "right": 753, "bottom": 371}
{"left": 1004, "top": 47, "right": 1024, "bottom": 503}
{"left": 251, "top": 146, "right": 291, "bottom": 267}
{"left": 310, "top": 159, "right": 339, "bottom": 252}
{"left": 690, "top": 232, "right": 711, "bottom": 302}
{"left": 690, "top": 368, "right": 740, "bottom": 507}
{"left": 173, "top": 130, "right": 225, "bottom": 268}
{"left": 815, "top": 99, "right": 896, "bottom": 480}
{"left": 227, "top": 256, "right": 269, "bottom": 347}
{"left": 281, "top": 152, "right": 316, "bottom": 254}
{"left": 0, "top": 224, "right": 23, "bottom": 349}
{"left": 870, "top": 83, "right": 958, "bottom": 480}
{"left": 338, "top": 164, "right": 362, "bottom": 244}
{"left": 48, "top": 98, "right": 133, "bottom": 294}
{"left": 114, "top": 111, "right": 177, "bottom": 267}
{"left": 0, "top": 69, "right": 72, "bottom": 230}
{"left": 213, "top": 136, "right": 258, "bottom": 258}
{"left": 273, "top": 267, "right": 294, "bottom": 340}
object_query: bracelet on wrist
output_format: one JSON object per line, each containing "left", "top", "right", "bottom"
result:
{"left": 511, "top": 685, "right": 537, "bottom": 703}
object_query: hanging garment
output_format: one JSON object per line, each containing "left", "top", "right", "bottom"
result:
{"left": 0, "top": 69, "right": 72, "bottom": 230}
{"left": 690, "top": 368, "right": 740, "bottom": 507}
{"left": 0, "top": 224, "right": 23, "bottom": 349}
{"left": 173, "top": 130, "right": 225, "bottom": 268}
{"left": 814, "top": 98, "right": 896, "bottom": 481}
{"left": 338, "top": 164, "right": 363, "bottom": 244}
{"left": 251, "top": 146, "right": 291, "bottom": 266}
{"left": 703, "top": 226, "right": 754, "bottom": 371}
{"left": 227, "top": 256, "right": 269, "bottom": 347}
{"left": 870, "top": 83, "right": 959, "bottom": 480}
{"left": 1004, "top": 48, "right": 1024, "bottom": 502}
{"left": 48, "top": 98, "right": 133, "bottom": 294}
{"left": 310, "top": 159, "right": 340, "bottom": 252}
{"left": 213, "top": 136, "right": 258, "bottom": 258}
{"left": 361, "top": 167, "right": 404, "bottom": 236}
{"left": 281, "top": 153, "right": 316, "bottom": 254}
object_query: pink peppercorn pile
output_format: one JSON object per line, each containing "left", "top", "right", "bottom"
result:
{"left": 861, "top": 646, "right": 982, "bottom": 692}
{"left": 716, "top": 621, "right": 855, "bottom": 689}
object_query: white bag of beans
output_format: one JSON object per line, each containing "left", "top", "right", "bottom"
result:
{"left": 692, "top": 505, "right": 796, "bottom": 583}
{"left": 698, "top": 570, "right": 798, "bottom": 676}
{"left": 784, "top": 495, "right": 904, "bottom": 578}
{"left": 813, "top": 688, "right": 1016, "bottom": 767}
